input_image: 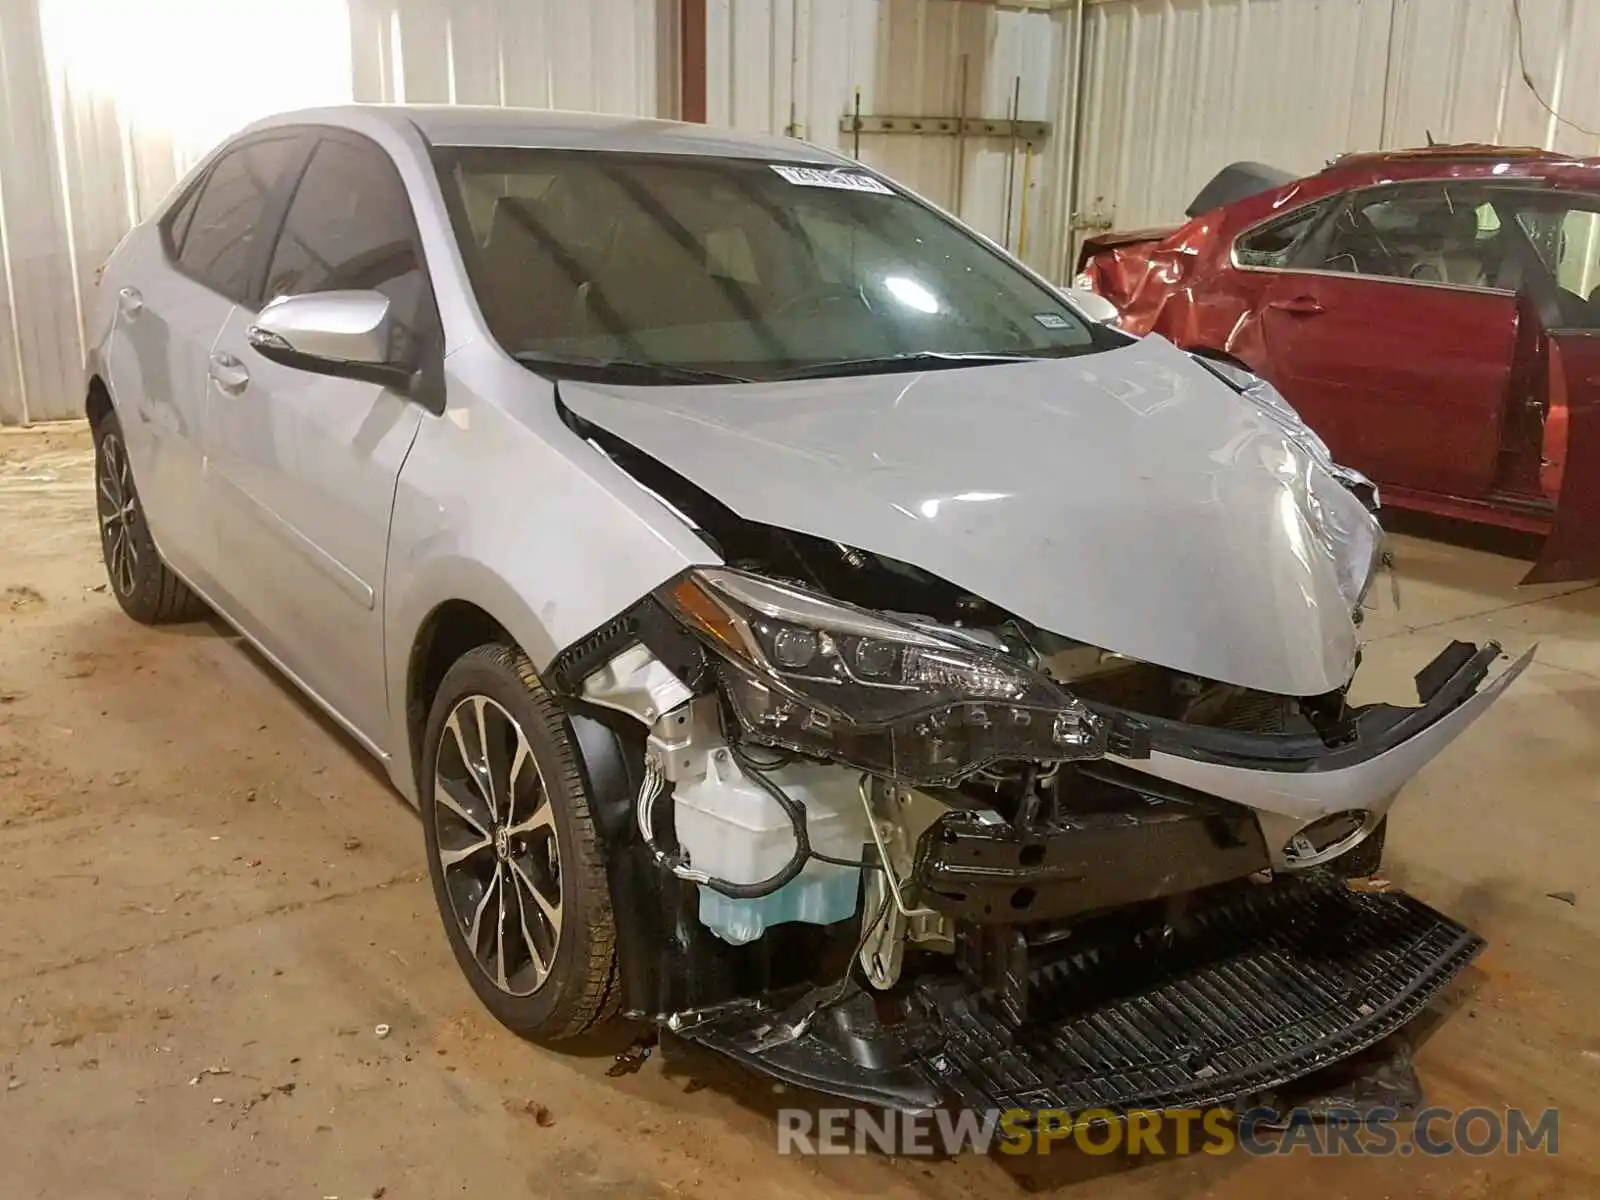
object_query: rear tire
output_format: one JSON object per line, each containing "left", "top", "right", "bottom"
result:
{"left": 420, "top": 643, "right": 619, "bottom": 1040}
{"left": 92, "top": 409, "right": 205, "bottom": 624}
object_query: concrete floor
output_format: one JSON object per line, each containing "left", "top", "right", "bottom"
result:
{"left": 1, "top": 422, "right": 1597, "bottom": 1199}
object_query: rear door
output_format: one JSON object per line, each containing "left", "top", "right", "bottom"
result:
{"left": 1255, "top": 180, "right": 1519, "bottom": 498}
{"left": 105, "top": 134, "right": 308, "bottom": 582}
{"left": 205, "top": 131, "right": 433, "bottom": 744}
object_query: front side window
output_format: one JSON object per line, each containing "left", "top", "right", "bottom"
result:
{"left": 1305, "top": 182, "right": 1513, "bottom": 290}
{"left": 434, "top": 149, "right": 1108, "bottom": 381}
{"left": 1502, "top": 191, "right": 1600, "bottom": 328}
{"left": 264, "top": 136, "right": 425, "bottom": 342}
{"left": 177, "top": 136, "right": 305, "bottom": 303}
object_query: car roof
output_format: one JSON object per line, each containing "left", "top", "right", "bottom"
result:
{"left": 242, "top": 103, "right": 847, "bottom": 164}
{"left": 1326, "top": 143, "right": 1581, "bottom": 169}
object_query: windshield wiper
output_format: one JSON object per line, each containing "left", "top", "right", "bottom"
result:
{"left": 769, "top": 351, "right": 1039, "bottom": 381}
{"left": 511, "top": 352, "right": 751, "bottom": 385}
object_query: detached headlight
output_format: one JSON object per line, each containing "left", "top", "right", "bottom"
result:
{"left": 658, "top": 567, "right": 1111, "bottom": 784}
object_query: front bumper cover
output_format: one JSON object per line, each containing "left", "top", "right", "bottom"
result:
{"left": 667, "top": 878, "right": 1482, "bottom": 1115}
{"left": 1107, "top": 641, "right": 1533, "bottom": 868}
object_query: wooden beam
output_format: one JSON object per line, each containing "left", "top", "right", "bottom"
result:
{"left": 680, "top": 0, "right": 707, "bottom": 123}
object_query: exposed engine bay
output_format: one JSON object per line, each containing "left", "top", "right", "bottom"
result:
{"left": 532, "top": 359, "right": 1527, "bottom": 1114}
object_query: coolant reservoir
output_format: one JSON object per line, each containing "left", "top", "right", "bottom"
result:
{"left": 673, "top": 750, "right": 869, "bottom": 945}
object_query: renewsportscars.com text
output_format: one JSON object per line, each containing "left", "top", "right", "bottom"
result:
{"left": 776, "top": 1105, "right": 1560, "bottom": 1158}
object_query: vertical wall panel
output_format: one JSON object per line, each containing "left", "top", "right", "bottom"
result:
{"left": 706, "top": 0, "right": 1067, "bottom": 273}
{"left": 0, "top": 0, "right": 665, "bottom": 425}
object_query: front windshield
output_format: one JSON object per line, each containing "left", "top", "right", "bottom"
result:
{"left": 433, "top": 147, "right": 1106, "bottom": 381}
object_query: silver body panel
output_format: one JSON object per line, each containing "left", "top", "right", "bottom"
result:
{"left": 86, "top": 103, "right": 1510, "bottom": 829}
{"left": 559, "top": 333, "right": 1372, "bottom": 697}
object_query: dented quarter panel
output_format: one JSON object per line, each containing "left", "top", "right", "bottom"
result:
{"left": 560, "top": 334, "right": 1376, "bottom": 697}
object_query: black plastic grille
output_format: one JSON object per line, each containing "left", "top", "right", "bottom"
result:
{"left": 915, "top": 881, "right": 1483, "bottom": 1113}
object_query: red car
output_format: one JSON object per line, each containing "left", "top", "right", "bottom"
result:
{"left": 1076, "top": 145, "right": 1600, "bottom": 583}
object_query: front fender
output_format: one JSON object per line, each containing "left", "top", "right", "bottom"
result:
{"left": 380, "top": 351, "right": 719, "bottom": 800}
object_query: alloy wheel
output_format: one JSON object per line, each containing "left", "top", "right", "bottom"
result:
{"left": 433, "top": 694, "right": 562, "bottom": 996}
{"left": 97, "top": 432, "right": 139, "bottom": 597}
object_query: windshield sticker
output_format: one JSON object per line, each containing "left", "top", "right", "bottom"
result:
{"left": 1033, "top": 312, "right": 1071, "bottom": 329}
{"left": 770, "top": 165, "right": 894, "bottom": 194}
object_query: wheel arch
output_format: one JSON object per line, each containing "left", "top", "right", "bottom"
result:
{"left": 86, "top": 375, "right": 113, "bottom": 426}
{"left": 403, "top": 597, "right": 511, "bottom": 796}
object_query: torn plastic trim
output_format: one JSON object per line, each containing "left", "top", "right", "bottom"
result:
{"left": 1116, "top": 646, "right": 1532, "bottom": 869}
{"left": 1090, "top": 639, "right": 1504, "bottom": 771}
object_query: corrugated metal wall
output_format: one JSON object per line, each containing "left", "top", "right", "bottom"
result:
{"left": 10, "top": 0, "right": 1600, "bottom": 424}
{"left": 706, "top": 0, "right": 1072, "bottom": 275}
{"left": 707, "top": 0, "right": 1600, "bottom": 282}
{"left": 1073, "top": 0, "right": 1600, "bottom": 246}
{"left": 0, "top": 0, "right": 665, "bottom": 425}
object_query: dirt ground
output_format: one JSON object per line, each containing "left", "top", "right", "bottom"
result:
{"left": 1, "top": 421, "right": 1598, "bottom": 1199}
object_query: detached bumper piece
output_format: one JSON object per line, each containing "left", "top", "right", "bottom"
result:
{"left": 668, "top": 880, "right": 1483, "bottom": 1115}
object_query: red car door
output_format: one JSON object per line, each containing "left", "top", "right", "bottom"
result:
{"left": 1257, "top": 274, "right": 1517, "bottom": 496}
{"left": 1526, "top": 329, "right": 1600, "bottom": 582}
{"left": 1253, "top": 181, "right": 1520, "bottom": 499}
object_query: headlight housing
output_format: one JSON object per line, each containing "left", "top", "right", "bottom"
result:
{"left": 658, "top": 568, "right": 1113, "bottom": 784}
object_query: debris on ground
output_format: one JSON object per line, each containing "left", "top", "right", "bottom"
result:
{"left": 343, "top": 837, "right": 363, "bottom": 852}
{"left": 606, "top": 1033, "right": 657, "bottom": 1078}
{"left": 506, "top": 1099, "right": 555, "bottom": 1126}
{"left": 374, "top": 1024, "right": 391, "bottom": 1040}
{"left": 6, "top": 1078, "right": 23, "bottom": 1092}
{"left": 1547, "top": 891, "right": 1578, "bottom": 906}
{"left": 232, "top": 1082, "right": 298, "bottom": 1125}
{"left": 5, "top": 585, "right": 44, "bottom": 611}
{"left": 187, "top": 1066, "right": 231, "bottom": 1085}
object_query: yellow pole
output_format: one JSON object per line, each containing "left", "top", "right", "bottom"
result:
{"left": 1017, "top": 142, "right": 1036, "bottom": 262}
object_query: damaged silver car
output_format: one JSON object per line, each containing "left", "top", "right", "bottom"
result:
{"left": 88, "top": 105, "right": 1524, "bottom": 1114}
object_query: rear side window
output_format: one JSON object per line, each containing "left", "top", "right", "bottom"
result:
{"left": 1234, "top": 204, "right": 1324, "bottom": 268}
{"left": 161, "top": 180, "right": 204, "bottom": 257}
{"left": 262, "top": 136, "right": 425, "bottom": 340}
{"left": 177, "top": 136, "right": 304, "bottom": 303}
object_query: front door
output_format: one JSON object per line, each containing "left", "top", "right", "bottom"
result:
{"left": 205, "top": 131, "right": 435, "bottom": 745}
{"left": 1527, "top": 329, "right": 1600, "bottom": 582}
{"left": 1257, "top": 180, "right": 1520, "bottom": 499}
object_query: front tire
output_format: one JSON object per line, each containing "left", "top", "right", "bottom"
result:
{"left": 420, "top": 643, "right": 619, "bottom": 1040}
{"left": 92, "top": 410, "right": 205, "bottom": 624}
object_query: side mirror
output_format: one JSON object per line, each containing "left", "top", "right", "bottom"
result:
{"left": 247, "top": 290, "right": 412, "bottom": 390}
{"left": 1059, "top": 286, "right": 1123, "bottom": 327}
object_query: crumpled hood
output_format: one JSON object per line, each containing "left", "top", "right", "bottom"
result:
{"left": 561, "top": 335, "right": 1375, "bottom": 695}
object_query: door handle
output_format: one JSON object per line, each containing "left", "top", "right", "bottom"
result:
{"left": 118, "top": 287, "right": 144, "bottom": 318}
{"left": 208, "top": 352, "right": 251, "bottom": 395}
{"left": 1268, "top": 295, "right": 1326, "bottom": 316}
